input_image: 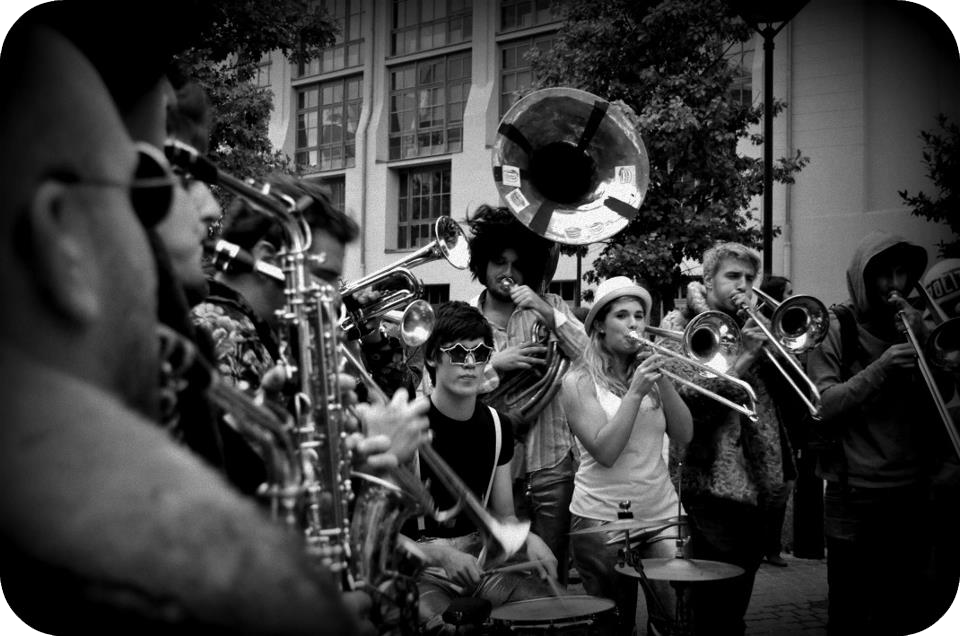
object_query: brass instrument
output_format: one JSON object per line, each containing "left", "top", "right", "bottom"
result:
{"left": 734, "top": 290, "right": 828, "bottom": 418}
{"left": 485, "top": 87, "right": 648, "bottom": 420}
{"left": 339, "top": 216, "right": 469, "bottom": 339}
{"left": 888, "top": 287, "right": 960, "bottom": 459}
{"left": 632, "top": 311, "right": 760, "bottom": 421}
{"left": 492, "top": 87, "right": 649, "bottom": 246}
{"left": 481, "top": 277, "right": 571, "bottom": 424}
{"left": 165, "top": 140, "right": 420, "bottom": 595}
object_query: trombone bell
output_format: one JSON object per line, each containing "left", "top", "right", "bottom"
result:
{"left": 769, "top": 295, "right": 830, "bottom": 354}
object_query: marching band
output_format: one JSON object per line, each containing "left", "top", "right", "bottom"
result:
{"left": 1, "top": 4, "right": 958, "bottom": 636}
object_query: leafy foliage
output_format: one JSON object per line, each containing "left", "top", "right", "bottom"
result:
{"left": 173, "top": 0, "right": 338, "bottom": 212}
{"left": 898, "top": 115, "right": 960, "bottom": 258}
{"left": 529, "top": 0, "right": 808, "bottom": 310}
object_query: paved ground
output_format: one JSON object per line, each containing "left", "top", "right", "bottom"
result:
{"left": 745, "top": 554, "right": 827, "bottom": 636}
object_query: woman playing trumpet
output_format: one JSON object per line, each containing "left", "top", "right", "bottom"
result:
{"left": 560, "top": 276, "right": 692, "bottom": 636}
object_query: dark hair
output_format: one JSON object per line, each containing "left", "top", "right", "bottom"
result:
{"left": 424, "top": 301, "right": 493, "bottom": 383}
{"left": 220, "top": 174, "right": 359, "bottom": 251}
{"left": 466, "top": 204, "right": 554, "bottom": 291}
{"left": 166, "top": 81, "right": 211, "bottom": 154}
{"left": 760, "top": 275, "right": 791, "bottom": 303}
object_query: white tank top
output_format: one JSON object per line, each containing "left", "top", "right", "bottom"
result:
{"left": 570, "top": 383, "right": 683, "bottom": 523}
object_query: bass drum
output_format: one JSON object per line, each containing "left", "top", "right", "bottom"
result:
{"left": 486, "top": 595, "right": 617, "bottom": 635}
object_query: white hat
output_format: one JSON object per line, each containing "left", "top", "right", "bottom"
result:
{"left": 924, "top": 258, "right": 960, "bottom": 319}
{"left": 584, "top": 276, "right": 652, "bottom": 335}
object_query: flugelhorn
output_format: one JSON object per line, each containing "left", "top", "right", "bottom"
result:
{"left": 339, "top": 216, "right": 469, "bottom": 339}
{"left": 633, "top": 312, "right": 759, "bottom": 421}
{"left": 888, "top": 287, "right": 960, "bottom": 459}
{"left": 734, "top": 290, "right": 827, "bottom": 418}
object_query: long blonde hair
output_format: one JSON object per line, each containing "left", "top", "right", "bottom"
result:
{"left": 573, "top": 301, "right": 661, "bottom": 407}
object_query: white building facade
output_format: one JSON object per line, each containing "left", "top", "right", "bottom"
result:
{"left": 259, "top": 0, "right": 960, "bottom": 308}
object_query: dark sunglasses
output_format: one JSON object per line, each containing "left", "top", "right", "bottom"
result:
{"left": 52, "top": 142, "right": 175, "bottom": 228}
{"left": 440, "top": 342, "right": 494, "bottom": 366}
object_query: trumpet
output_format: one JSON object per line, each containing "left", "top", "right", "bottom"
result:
{"left": 632, "top": 311, "right": 759, "bottom": 421}
{"left": 734, "top": 290, "right": 828, "bottom": 418}
{"left": 888, "top": 287, "right": 960, "bottom": 459}
{"left": 339, "top": 216, "right": 469, "bottom": 339}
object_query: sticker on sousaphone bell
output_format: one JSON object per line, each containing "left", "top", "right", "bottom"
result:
{"left": 505, "top": 188, "right": 530, "bottom": 213}
{"left": 501, "top": 165, "right": 522, "bottom": 188}
{"left": 615, "top": 165, "right": 636, "bottom": 186}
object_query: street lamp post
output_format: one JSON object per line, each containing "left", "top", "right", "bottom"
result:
{"left": 729, "top": 0, "right": 809, "bottom": 275}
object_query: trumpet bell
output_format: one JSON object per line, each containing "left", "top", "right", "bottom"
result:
{"left": 684, "top": 310, "right": 742, "bottom": 375}
{"left": 435, "top": 215, "right": 470, "bottom": 270}
{"left": 398, "top": 299, "right": 435, "bottom": 348}
{"left": 492, "top": 87, "right": 649, "bottom": 245}
{"left": 770, "top": 295, "right": 829, "bottom": 354}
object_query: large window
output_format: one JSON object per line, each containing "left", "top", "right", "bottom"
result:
{"left": 297, "top": 0, "right": 363, "bottom": 77}
{"left": 422, "top": 284, "right": 450, "bottom": 305}
{"left": 389, "top": 53, "right": 470, "bottom": 160}
{"left": 548, "top": 279, "right": 577, "bottom": 305}
{"left": 397, "top": 164, "right": 451, "bottom": 250}
{"left": 318, "top": 176, "right": 346, "bottom": 213}
{"left": 726, "top": 38, "right": 756, "bottom": 107}
{"left": 500, "top": 0, "right": 561, "bottom": 32}
{"left": 296, "top": 76, "right": 362, "bottom": 172}
{"left": 392, "top": 0, "right": 473, "bottom": 56}
{"left": 499, "top": 35, "right": 554, "bottom": 116}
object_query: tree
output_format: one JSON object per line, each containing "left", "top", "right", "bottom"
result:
{"left": 173, "top": 1, "right": 339, "bottom": 198}
{"left": 899, "top": 115, "right": 960, "bottom": 258}
{"left": 529, "top": 0, "right": 808, "bottom": 311}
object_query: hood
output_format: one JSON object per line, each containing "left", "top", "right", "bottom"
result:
{"left": 846, "top": 230, "right": 928, "bottom": 319}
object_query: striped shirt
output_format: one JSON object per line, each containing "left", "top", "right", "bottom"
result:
{"left": 469, "top": 290, "right": 588, "bottom": 474}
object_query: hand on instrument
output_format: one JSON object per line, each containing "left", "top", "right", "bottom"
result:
{"left": 878, "top": 342, "right": 918, "bottom": 372}
{"left": 628, "top": 352, "right": 663, "bottom": 398}
{"left": 346, "top": 431, "right": 398, "bottom": 472}
{"left": 353, "top": 389, "right": 431, "bottom": 464}
{"left": 434, "top": 544, "right": 483, "bottom": 588}
{"left": 492, "top": 342, "right": 547, "bottom": 372}
{"left": 523, "top": 532, "right": 559, "bottom": 581}
{"left": 508, "top": 284, "right": 553, "bottom": 323}
{"left": 342, "top": 590, "right": 377, "bottom": 636}
{"left": 739, "top": 319, "right": 768, "bottom": 357}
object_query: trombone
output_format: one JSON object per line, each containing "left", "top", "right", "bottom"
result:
{"left": 634, "top": 311, "right": 759, "bottom": 421}
{"left": 888, "top": 287, "right": 960, "bottom": 459}
{"left": 734, "top": 289, "right": 829, "bottom": 418}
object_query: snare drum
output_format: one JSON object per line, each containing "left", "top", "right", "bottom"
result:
{"left": 487, "top": 595, "right": 617, "bottom": 635}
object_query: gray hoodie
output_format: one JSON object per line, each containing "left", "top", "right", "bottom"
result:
{"left": 805, "top": 230, "right": 935, "bottom": 487}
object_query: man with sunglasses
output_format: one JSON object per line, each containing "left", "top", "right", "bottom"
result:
{"left": 0, "top": 7, "right": 367, "bottom": 635}
{"left": 466, "top": 204, "right": 588, "bottom": 586}
{"left": 405, "top": 301, "right": 558, "bottom": 635}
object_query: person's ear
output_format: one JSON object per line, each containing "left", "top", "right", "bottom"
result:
{"left": 703, "top": 275, "right": 713, "bottom": 291}
{"left": 26, "top": 181, "right": 101, "bottom": 323}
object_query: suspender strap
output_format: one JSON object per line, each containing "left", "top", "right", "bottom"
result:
{"left": 484, "top": 406, "right": 503, "bottom": 508}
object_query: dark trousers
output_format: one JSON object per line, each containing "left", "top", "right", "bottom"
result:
{"left": 684, "top": 495, "right": 764, "bottom": 636}
{"left": 514, "top": 451, "right": 575, "bottom": 585}
{"left": 824, "top": 482, "right": 938, "bottom": 636}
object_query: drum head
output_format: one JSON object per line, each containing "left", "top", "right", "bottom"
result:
{"left": 490, "top": 595, "right": 615, "bottom": 622}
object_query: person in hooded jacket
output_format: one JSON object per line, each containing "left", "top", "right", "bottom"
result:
{"left": 805, "top": 229, "right": 943, "bottom": 635}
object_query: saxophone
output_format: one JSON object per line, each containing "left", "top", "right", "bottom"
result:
{"left": 165, "top": 142, "right": 424, "bottom": 605}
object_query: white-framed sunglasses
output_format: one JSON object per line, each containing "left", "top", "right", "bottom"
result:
{"left": 439, "top": 342, "right": 494, "bottom": 366}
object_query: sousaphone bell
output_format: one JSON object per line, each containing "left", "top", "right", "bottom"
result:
{"left": 492, "top": 87, "right": 649, "bottom": 245}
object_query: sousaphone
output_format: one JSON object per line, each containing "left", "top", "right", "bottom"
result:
{"left": 492, "top": 87, "right": 649, "bottom": 246}
{"left": 484, "top": 88, "right": 650, "bottom": 424}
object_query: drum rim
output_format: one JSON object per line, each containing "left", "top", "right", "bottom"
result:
{"left": 489, "top": 595, "right": 616, "bottom": 623}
